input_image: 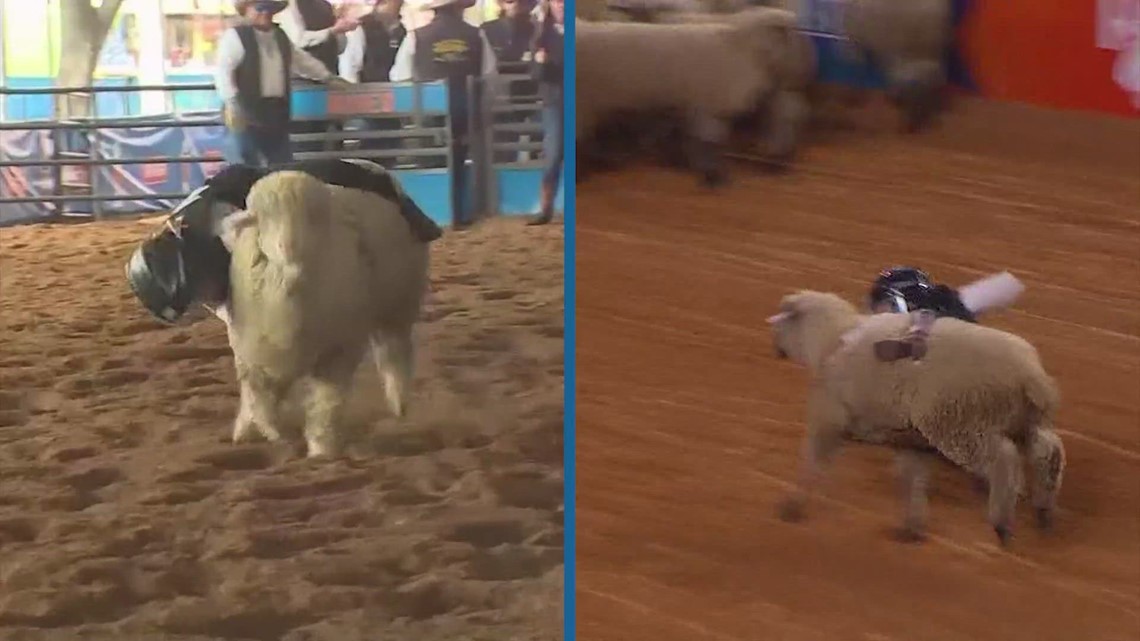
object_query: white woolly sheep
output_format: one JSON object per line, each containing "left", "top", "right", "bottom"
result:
{"left": 576, "top": 7, "right": 803, "bottom": 184}
{"left": 222, "top": 170, "right": 430, "bottom": 458}
{"left": 653, "top": 6, "right": 817, "bottom": 164}
{"left": 768, "top": 290, "right": 1066, "bottom": 546}
{"left": 841, "top": 0, "right": 953, "bottom": 132}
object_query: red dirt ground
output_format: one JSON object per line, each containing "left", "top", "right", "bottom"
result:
{"left": 577, "top": 99, "right": 1140, "bottom": 641}
{"left": 0, "top": 217, "right": 563, "bottom": 640}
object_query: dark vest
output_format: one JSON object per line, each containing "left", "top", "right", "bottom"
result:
{"left": 481, "top": 17, "right": 534, "bottom": 65}
{"left": 233, "top": 25, "right": 293, "bottom": 131}
{"left": 413, "top": 13, "right": 483, "bottom": 132}
{"left": 482, "top": 17, "right": 538, "bottom": 99}
{"left": 359, "top": 13, "right": 407, "bottom": 83}
{"left": 294, "top": 0, "right": 340, "bottom": 74}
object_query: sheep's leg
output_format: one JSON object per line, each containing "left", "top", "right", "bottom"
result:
{"left": 779, "top": 391, "right": 848, "bottom": 523}
{"left": 686, "top": 112, "right": 728, "bottom": 188}
{"left": 302, "top": 350, "right": 361, "bottom": 458}
{"left": 986, "top": 435, "right": 1022, "bottom": 547}
{"left": 224, "top": 317, "right": 283, "bottom": 445}
{"left": 894, "top": 449, "right": 932, "bottom": 542}
{"left": 232, "top": 378, "right": 259, "bottom": 444}
{"left": 236, "top": 370, "right": 288, "bottom": 444}
{"left": 371, "top": 326, "right": 414, "bottom": 419}
{"left": 759, "top": 91, "right": 808, "bottom": 170}
{"left": 1026, "top": 426, "right": 1065, "bottom": 532}
{"left": 779, "top": 423, "right": 844, "bottom": 523}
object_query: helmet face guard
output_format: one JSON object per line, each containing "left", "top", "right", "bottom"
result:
{"left": 125, "top": 185, "right": 235, "bottom": 324}
{"left": 870, "top": 287, "right": 910, "bottom": 314}
{"left": 125, "top": 228, "right": 193, "bottom": 324}
{"left": 869, "top": 266, "right": 934, "bottom": 314}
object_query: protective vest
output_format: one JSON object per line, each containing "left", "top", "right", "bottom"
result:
{"left": 294, "top": 0, "right": 341, "bottom": 74}
{"left": 360, "top": 13, "right": 407, "bottom": 83}
{"left": 412, "top": 13, "right": 483, "bottom": 133}
{"left": 234, "top": 25, "right": 294, "bottom": 131}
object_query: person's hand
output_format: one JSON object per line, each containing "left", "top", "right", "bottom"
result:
{"left": 223, "top": 100, "right": 247, "bottom": 132}
{"left": 534, "top": 49, "right": 547, "bottom": 64}
{"left": 331, "top": 17, "right": 359, "bottom": 34}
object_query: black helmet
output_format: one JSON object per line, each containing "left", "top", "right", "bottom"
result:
{"left": 125, "top": 185, "right": 234, "bottom": 324}
{"left": 869, "top": 266, "right": 934, "bottom": 313}
{"left": 126, "top": 224, "right": 193, "bottom": 324}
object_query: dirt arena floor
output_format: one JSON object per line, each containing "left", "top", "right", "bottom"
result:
{"left": 577, "top": 99, "right": 1140, "bottom": 641}
{"left": 0, "top": 217, "right": 563, "bottom": 640}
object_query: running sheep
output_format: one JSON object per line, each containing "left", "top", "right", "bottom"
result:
{"left": 656, "top": 7, "right": 818, "bottom": 166}
{"left": 224, "top": 170, "right": 430, "bottom": 458}
{"left": 842, "top": 0, "right": 953, "bottom": 132}
{"left": 767, "top": 290, "right": 1066, "bottom": 546}
{"left": 576, "top": 7, "right": 804, "bottom": 185}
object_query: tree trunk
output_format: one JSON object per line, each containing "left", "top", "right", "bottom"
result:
{"left": 56, "top": 0, "right": 126, "bottom": 119}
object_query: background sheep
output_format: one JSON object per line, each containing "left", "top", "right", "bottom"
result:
{"left": 225, "top": 170, "right": 429, "bottom": 458}
{"left": 768, "top": 290, "right": 1066, "bottom": 546}
{"left": 653, "top": 6, "right": 817, "bottom": 166}
{"left": 842, "top": 0, "right": 953, "bottom": 132}
{"left": 576, "top": 7, "right": 802, "bottom": 184}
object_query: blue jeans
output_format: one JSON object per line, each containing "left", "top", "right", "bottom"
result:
{"left": 224, "top": 127, "right": 294, "bottom": 167}
{"left": 541, "top": 85, "right": 564, "bottom": 192}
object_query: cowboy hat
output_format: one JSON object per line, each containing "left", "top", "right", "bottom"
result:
{"left": 233, "top": 0, "right": 288, "bottom": 15}
{"left": 421, "top": 0, "right": 476, "bottom": 10}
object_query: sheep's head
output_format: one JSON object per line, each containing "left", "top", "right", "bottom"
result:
{"left": 728, "top": 7, "right": 800, "bottom": 78}
{"left": 768, "top": 292, "right": 809, "bottom": 363}
{"left": 768, "top": 290, "right": 861, "bottom": 370}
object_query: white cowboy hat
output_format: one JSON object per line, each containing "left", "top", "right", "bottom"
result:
{"left": 234, "top": 0, "right": 289, "bottom": 15}
{"left": 421, "top": 0, "right": 476, "bottom": 10}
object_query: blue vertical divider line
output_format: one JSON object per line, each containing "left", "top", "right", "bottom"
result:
{"left": 562, "top": 0, "right": 577, "bottom": 636}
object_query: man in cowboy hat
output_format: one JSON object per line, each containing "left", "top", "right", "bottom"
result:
{"left": 389, "top": 0, "right": 498, "bottom": 229}
{"left": 278, "top": 0, "right": 361, "bottom": 154}
{"left": 339, "top": 0, "right": 409, "bottom": 163}
{"left": 214, "top": 0, "right": 349, "bottom": 166}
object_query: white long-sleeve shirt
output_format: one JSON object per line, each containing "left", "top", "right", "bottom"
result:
{"left": 388, "top": 28, "right": 499, "bottom": 82}
{"left": 213, "top": 26, "right": 333, "bottom": 102}
{"left": 339, "top": 24, "right": 367, "bottom": 82}
{"left": 279, "top": 1, "right": 347, "bottom": 54}
{"left": 339, "top": 17, "right": 409, "bottom": 83}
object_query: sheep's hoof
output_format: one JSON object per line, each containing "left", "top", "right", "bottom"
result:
{"left": 994, "top": 525, "right": 1012, "bottom": 547}
{"left": 257, "top": 425, "right": 283, "bottom": 443}
{"left": 700, "top": 168, "right": 728, "bottom": 189}
{"left": 232, "top": 420, "right": 259, "bottom": 444}
{"left": 305, "top": 436, "right": 339, "bottom": 459}
{"left": 891, "top": 526, "right": 927, "bottom": 544}
{"left": 777, "top": 498, "right": 806, "bottom": 523}
{"left": 1035, "top": 507, "right": 1054, "bottom": 532}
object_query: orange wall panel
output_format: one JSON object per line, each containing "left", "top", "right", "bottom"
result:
{"left": 961, "top": 0, "right": 1139, "bottom": 116}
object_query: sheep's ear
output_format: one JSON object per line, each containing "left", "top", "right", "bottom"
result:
{"left": 766, "top": 311, "right": 793, "bottom": 325}
{"left": 768, "top": 294, "right": 802, "bottom": 324}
